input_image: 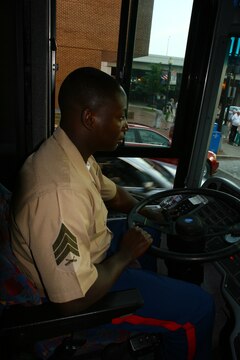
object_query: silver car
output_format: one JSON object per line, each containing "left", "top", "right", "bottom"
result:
{"left": 97, "top": 157, "right": 174, "bottom": 197}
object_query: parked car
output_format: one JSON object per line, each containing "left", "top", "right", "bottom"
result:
{"left": 124, "top": 123, "right": 171, "bottom": 147}
{"left": 205, "top": 150, "right": 219, "bottom": 176}
{"left": 124, "top": 122, "right": 219, "bottom": 177}
{"left": 97, "top": 157, "right": 174, "bottom": 197}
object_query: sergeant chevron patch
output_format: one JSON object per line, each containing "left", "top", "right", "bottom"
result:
{"left": 53, "top": 223, "right": 80, "bottom": 265}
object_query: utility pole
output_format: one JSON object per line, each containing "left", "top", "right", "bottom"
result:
{"left": 218, "top": 73, "right": 232, "bottom": 131}
{"left": 166, "top": 58, "right": 172, "bottom": 104}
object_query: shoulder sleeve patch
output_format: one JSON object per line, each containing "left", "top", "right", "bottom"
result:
{"left": 53, "top": 223, "right": 80, "bottom": 265}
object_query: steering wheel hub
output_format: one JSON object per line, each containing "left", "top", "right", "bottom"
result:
{"left": 175, "top": 215, "right": 206, "bottom": 243}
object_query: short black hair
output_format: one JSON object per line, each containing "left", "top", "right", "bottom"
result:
{"left": 58, "top": 67, "right": 122, "bottom": 113}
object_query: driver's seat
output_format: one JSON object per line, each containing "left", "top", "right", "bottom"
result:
{"left": 0, "top": 183, "right": 146, "bottom": 359}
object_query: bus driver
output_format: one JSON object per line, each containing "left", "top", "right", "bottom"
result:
{"left": 10, "top": 67, "right": 215, "bottom": 359}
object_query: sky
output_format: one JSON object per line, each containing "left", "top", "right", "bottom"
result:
{"left": 149, "top": 0, "right": 193, "bottom": 58}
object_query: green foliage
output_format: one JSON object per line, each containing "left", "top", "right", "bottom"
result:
{"left": 144, "top": 64, "right": 165, "bottom": 94}
{"left": 130, "top": 64, "right": 167, "bottom": 105}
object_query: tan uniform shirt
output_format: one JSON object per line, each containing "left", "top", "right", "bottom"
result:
{"left": 11, "top": 127, "right": 117, "bottom": 303}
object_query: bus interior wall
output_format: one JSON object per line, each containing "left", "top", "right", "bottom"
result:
{"left": 0, "top": 0, "right": 51, "bottom": 190}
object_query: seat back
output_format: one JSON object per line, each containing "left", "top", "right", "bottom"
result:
{"left": 0, "top": 184, "right": 42, "bottom": 314}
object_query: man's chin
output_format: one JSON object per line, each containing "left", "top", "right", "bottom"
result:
{"left": 98, "top": 144, "right": 119, "bottom": 152}
{"left": 98, "top": 140, "right": 125, "bottom": 152}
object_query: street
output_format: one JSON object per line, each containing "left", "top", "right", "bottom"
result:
{"left": 216, "top": 139, "right": 240, "bottom": 187}
{"left": 216, "top": 159, "right": 240, "bottom": 187}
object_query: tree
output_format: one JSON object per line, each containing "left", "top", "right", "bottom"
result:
{"left": 130, "top": 64, "right": 167, "bottom": 106}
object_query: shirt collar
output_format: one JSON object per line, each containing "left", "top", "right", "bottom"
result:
{"left": 53, "top": 126, "right": 95, "bottom": 176}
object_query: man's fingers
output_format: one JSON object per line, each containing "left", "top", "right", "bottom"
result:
{"left": 134, "top": 226, "right": 153, "bottom": 244}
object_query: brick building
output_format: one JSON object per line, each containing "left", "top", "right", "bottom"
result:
{"left": 55, "top": 0, "right": 154, "bottom": 108}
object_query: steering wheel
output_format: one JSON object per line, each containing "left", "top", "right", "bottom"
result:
{"left": 128, "top": 188, "right": 240, "bottom": 263}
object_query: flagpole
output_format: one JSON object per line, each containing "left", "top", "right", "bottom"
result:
{"left": 166, "top": 36, "right": 171, "bottom": 56}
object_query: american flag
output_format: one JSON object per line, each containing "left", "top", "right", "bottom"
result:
{"left": 161, "top": 72, "right": 168, "bottom": 81}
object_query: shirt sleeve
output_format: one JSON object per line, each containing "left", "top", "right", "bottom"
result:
{"left": 24, "top": 189, "right": 99, "bottom": 303}
{"left": 90, "top": 157, "right": 117, "bottom": 201}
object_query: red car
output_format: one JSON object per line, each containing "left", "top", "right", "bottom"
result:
{"left": 125, "top": 123, "right": 171, "bottom": 147}
{"left": 124, "top": 123, "right": 219, "bottom": 177}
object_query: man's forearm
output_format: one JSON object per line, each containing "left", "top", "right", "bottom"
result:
{"left": 105, "top": 185, "right": 138, "bottom": 214}
{"left": 54, "top": 250, "right": 131, "bottom": 316}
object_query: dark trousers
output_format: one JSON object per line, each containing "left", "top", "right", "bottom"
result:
{"left": 229, "top": 125, "right": 238, "bottom": 144}
{"left": 103, "top": 219, "right": 215, "bottom": 360}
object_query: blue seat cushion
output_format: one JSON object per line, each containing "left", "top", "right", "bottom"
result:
{"left": 0, "top": 183, "right": 41, "bottom": 313}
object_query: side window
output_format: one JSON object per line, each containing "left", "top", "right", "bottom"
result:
{"left": 126, "top": 0, "right": 193, "bottom": 149}
{"left": 55, "top": 0, "right": 193, "bottom": 152}
{"left": 124, "top": 128, "right": 136, "bottom": 143}
{"left": 138, "top": 129, "right": 169, "bottom": 146}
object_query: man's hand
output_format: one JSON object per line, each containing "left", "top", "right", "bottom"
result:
{"left": 140, "top": 206, "right": 171, "bottom": 225}
{"left": 119, "top": 226, "right": 153, "bottom": 262}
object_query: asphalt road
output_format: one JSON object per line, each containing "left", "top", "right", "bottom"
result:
{"left": 216, "top": 160, "right": 240, "bottom": 187}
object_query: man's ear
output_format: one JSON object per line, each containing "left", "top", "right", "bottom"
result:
{"left": 81, "top": 108, "right": 95, "bottom": 130}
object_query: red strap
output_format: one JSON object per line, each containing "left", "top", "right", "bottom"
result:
{"left": 112, "top": 314, "right": 196, "bottom": 360}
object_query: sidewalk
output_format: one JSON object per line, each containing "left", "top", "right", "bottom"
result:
{"left": 217, "top": 138, "right": 240, "bottom": 159}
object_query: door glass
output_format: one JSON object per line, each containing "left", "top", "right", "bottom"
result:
{"left": 55, "top": 0, "right": 193, "bottom": 145}
{"left": 213, "top": 36, "right": 240, "bottom": 187}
